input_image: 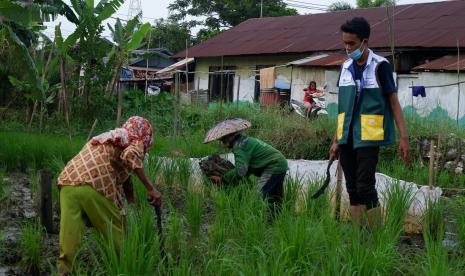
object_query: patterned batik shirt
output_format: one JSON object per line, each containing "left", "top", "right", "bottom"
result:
{"left": 57, "top": 140, "right": 144, "bottom": 211}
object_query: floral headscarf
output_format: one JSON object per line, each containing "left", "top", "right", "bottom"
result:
{"left": 91, "top": 116, "right": 154, "bottom": 153}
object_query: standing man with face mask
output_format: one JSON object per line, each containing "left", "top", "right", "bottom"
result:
{"left": 329, "top": 17, "right": 409, "bottom": 230}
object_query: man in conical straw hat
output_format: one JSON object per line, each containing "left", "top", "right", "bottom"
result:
{"left": 204, "top": 118, "right": 288, "bottom": 213}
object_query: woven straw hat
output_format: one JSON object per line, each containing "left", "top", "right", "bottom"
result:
{"left": 203, "top": 118, "right": 252, "bottom": 144}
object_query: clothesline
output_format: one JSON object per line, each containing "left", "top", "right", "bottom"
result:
{"left": 409, "top": 80, "right": 465, "bottom": 89}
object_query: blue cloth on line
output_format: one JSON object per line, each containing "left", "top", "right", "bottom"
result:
{"left": 412, "top": 86, "right": 426, "bottom": 97}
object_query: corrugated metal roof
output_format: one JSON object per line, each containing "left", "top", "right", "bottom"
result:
{"left": 156, "top": 58, "right": 195, "bottom": 74}
{"left": 297, "top": 53, "right": 347, "bottom": 67}
{"left": 175, "top": 1, "right": 465, "bottom": 58}
{"left": 287, "top": 54, "right": 329, "bottom": 66}
{"left": 412, "top": 55, "right": 465, "bottom": 72}
{"left": 292, "top": 51, "right": 391, "bottom": 67}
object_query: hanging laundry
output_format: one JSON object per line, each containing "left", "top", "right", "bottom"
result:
{"left": 412, "top": 86, "right": 426, "bottom": 97}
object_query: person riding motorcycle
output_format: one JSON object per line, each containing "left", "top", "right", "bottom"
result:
{"left": 303, "top": 81, "right": 322, "bottom": 117}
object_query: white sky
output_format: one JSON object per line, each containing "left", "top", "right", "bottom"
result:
{"left": 43, "top": 0, "right": 442, "bottom": 41}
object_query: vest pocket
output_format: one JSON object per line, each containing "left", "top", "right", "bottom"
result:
{"left": 337, "top": 113, "right": 345, "bottom": 140}
{"left": 361, "top": 114, "right": 384, "bottom": 141}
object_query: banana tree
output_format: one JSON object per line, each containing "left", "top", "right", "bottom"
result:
{"left": 63, "top": 0, "right": 125, "bottom": 106}
{"left": 8, "top": 41, "right": 59, "bottom": 131}
{"left": 54, "top": 23, "right": 78, "bottom": 140}
{"left": 106, "top": 17, "right": 151, "bottom": 96}
{"left": 0, "top": 0, "right": 72, "bottom": 125}
{"left": 106, "top": 17, "right": 151, "bottom": 125}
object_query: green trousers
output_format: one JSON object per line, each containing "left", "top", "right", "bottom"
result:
{"left": 57, "top": 185, "right": 123, "bottom": 273}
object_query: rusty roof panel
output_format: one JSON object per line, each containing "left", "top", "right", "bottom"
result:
{"left": 295, "top": 52, "right": 391, "bottom": 67}
{"left": 413, "top": 55, "right": 465, "bottom": 72}
{"left": 175, "top": 1, "right": 465, "bottom": 58}
{"left": 297, "top": 53, "right": 348, "bottom": 67}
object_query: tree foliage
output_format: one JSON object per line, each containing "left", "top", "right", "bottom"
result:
{"left": 357, "top": 0, "right": 396, "bottom": 8}
{"left": 328, "top": 1, "right": 353, "bottom": 12}
{"left": 146, "top": 19, "right": 192, "bottom": 53}
{"left": 168, "top": 0, "right": 297, "bottom": 42}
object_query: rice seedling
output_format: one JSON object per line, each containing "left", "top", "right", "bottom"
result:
{"left": 456, "top": 211, "right": 465, "bottom": 250}
{"left": 165, "top": 207, "right": 187, "bottom": 262}
{"left": 19, "top": 221, "right": 44, "bottom": 275}
{"left": 93, "top": 206, "right": 161, "bottom": 275}
{"left": 176, "top": 158, "right": 192, "bottom": 189}
{"left": 3, "top": 104, "right": 465, "bottom": 275}
{"left": 185, "top": 192, "right": 203, "bottom": 238}
{"left": 422, "top": 200, "right": 449, "bottom": 275}
{"left": 0, "top": 131, "right": 83, "bottom": 171}
{"left": 382, "top": 180, "right": 414, "bottom": 238}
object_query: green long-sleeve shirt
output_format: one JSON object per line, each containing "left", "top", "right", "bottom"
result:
{"left": 223, "top": 135, "right": 288, "bottom": 185}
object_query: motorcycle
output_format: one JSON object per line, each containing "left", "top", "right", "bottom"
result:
{"left": 290, "top": 85, "right": 328, "bottom": 119}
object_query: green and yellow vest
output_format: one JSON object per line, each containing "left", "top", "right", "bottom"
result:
{"left": 337, "top": 50, "right": 395, "bottom": 148}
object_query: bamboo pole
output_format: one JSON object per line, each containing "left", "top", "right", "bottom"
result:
{"left": 60, "top": 57, "right": 72, "bottom": 142}
{"left": 457, "top": 39, "right": 461, "bottom": 126}
{"left": 428, "top": 140, "right": 435, "bottom": 190}
{"left": 116, "top": 82, "right": 123, "bottom": 127}
{"left": 87, "top": 119, "right": 98, "bottom": 141}
{"left": 331, "top": 162, "right": 343, "bottom": 219}
{"left": 236, "top": 75, "right": 241, "bottom": 108}
{"left": 144, "top": 28, "right": 152, "bottom": 97}
{"left": 220, "top": 56, "right": 224, "bottom": 115}
{"left": 186, "top": 38, "right": 189, "bottom": 94}
{"left": 173, "top": 72, "right": 179, "bottom": 148}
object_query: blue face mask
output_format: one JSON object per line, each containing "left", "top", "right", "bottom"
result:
{"left": 347, "top": 41, "right": 366, "bottom": 61}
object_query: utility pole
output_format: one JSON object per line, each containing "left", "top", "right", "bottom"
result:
{"left": 128, "top": 0, "right": 142, "bottom": 20}
{"left": 260, "top": 0, "right": 263, "bottom": 18}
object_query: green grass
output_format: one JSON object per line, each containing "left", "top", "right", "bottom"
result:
{"left": 0, "top": 131, "right": 84, "bottom": 172}
{"left": 92, "top": 206, "right": 162, "bottom": 275}
{"left": 1, "top": 155, "right": 463, "bottom": 275}
{"left": 2, "top": 103, "right": 465, "bottom": 274}
{"left": 19, "top": 221, "right": 44, "bottom": 275}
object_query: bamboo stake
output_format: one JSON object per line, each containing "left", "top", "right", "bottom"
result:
{"left": 144, "top": 28, "right": 152, "bottom": 97}
{"left": 331, "top": 162, "right": 343, "bottom": 219}
{"left": 116, "top": 82, "right": 123, "bottom": 127}
{"left": 428, "top": 140, "right": 435, "bottom": 190}
{"left": 60, "top": 57, "right": 72, "bottom": 142}
{"left": 457, "top": 39, "right": 461, "bottom": 126}
{"left": 38, "top": 169, "right": 54, "bottom": 233}
{"left": 236, "top": 75, "right": 241, "bottom": 108}
{"left": 173, "top": 72, "right": 179, "bottom": 148}
{"left": 87, "top": 119, "right": 98, "bottom": 141}
{"left": 28, "top": 100, "right": 38, "bottom": 128}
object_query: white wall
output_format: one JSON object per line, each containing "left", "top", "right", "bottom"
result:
{"left": 290, "top": 67, "right": 325, "bottom": 102}
{"left": 397, "top": 72, "right": 465, "bottom": 122}
{"left": 193, "top": 54, "right": 307, "bottom": 102}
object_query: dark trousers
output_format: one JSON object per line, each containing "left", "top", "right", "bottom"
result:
{"left": 260, "top": 173, "right": 286, "bottom": 216}
{"left": 339, "top": 144, "right": 380, "bottom": 210}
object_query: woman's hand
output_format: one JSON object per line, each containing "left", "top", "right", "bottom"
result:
{"left": 210, "top": 176, "right": 221, "bottom": 184}
{"left": 329, "top": 142, "right": 339, "bottom": 159}
{"left": 147, "top": 188, "right": 162, "bottom": 206}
